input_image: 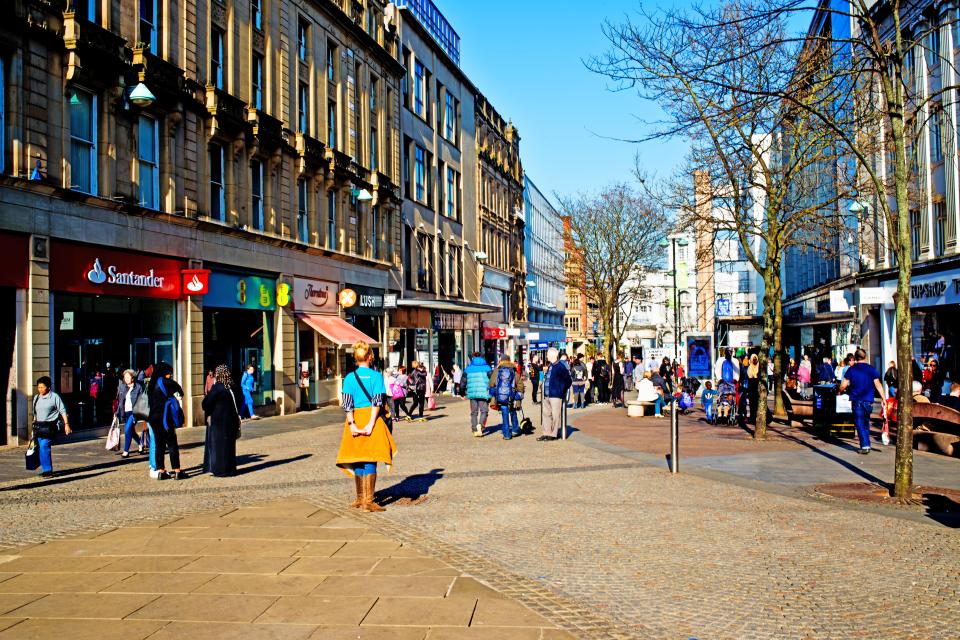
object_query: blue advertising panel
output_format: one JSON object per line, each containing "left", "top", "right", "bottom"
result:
{"left": 205, "top": 272, "right": 277, "bottom": 311}
{"left": 686, "top": 334, "right": 714, "bottom": 379}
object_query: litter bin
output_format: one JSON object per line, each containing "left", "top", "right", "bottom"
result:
{"left": 812, "top": 384, "right": 855, "bottom": 434}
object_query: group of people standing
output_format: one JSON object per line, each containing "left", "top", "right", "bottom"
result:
{"left": 566, "top": 354, "right": 630, "bottom": 408}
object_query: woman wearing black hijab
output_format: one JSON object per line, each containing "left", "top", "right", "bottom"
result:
{"left": 202, "top": 365, "right": 241, "bottom": 477}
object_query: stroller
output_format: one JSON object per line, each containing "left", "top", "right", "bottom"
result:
{"left": 715, "top": 380, "right": 738, "bottom": 425}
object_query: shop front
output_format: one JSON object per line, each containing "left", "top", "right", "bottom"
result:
{"left": 482, "top": 323, "right": 508, "bottom": 364}
{"left": 202, "top": 270, "right": 279, "bottom": 412}
{"left": 433, "top": 312, "right": 478, "bottom": 378}
{"left": 0, "top": 232, "right": 29, "bottom": 444}
{"left": 292, "top": 276, "right": 379, "bottom": 409}
{"left": 49, "top": 241, "right": 186, "bottom": 430}
{"left": 343, "top": 283, "right": 386, "bottom": 360}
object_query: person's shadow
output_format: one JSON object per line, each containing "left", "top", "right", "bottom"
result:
{"left": 377, "top": 468, "right": 444, "bottom": 506}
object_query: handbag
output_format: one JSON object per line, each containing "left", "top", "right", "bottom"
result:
{"left": 25, "top": 439, "right": 40, "bottom": 471}
{"left": 31, "top": 395, "right": 61, "bottom": 440}
{"left": 132, "top": 388, "right": 150, "bottom": 421}
{"left": 105, "top": 416, "right": 121, "bottom": 450}
{"left": 353, "top": 371, "right": 392, "bottom": 433}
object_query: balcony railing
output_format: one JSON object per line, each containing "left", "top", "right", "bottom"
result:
{"left": 206, "top": 86, "right": 249, "bottom": 134}
{"left": 62, "top": 11, "right": 129, "bottom": 83}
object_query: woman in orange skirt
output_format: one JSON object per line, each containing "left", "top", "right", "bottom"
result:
{"left": 336, "top": 341, "right": 397, "bottom": 512}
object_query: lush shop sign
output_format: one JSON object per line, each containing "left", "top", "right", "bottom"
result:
{"left": 293, "top": 277, "right": 338, "bottom": 314}
{"left": 50, "top": 241, "right": 185, "bottom": 299}
{"left": 205, "top": 271, "right": 279, "bottom": 310}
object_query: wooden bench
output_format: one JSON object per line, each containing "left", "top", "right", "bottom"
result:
{"left": 913, "top": 402, "right": 960, "bottom": 458}
{"left": 626, "top": 400, "right": 658, "bottom": 418}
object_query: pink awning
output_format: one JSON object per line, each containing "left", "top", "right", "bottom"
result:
{"left": 297, "top": 314, "right": 377, "bottom": 347}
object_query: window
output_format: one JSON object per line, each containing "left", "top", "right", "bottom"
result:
{"left": 252, "top": 53, "right": 263, "bottom": 111}
{"left": 910, "top": 209, "right": 921, "bottom": 260}
{"left": 446, "top": 167, "right": 455, "bottom": 218}
{"left": 414, "top": 145, "right": 425, "bottom": 201}
{"left": 139, "top": 0, "right": 157, "bottom": 53}
{"left": 297, "top": 19, "right": 309, "bottom": 61}
{"left": 327, "top": 42, "right": 337, "bottom": 82}
{"left": 251, "top": 0, "right": 262, "bottom": 31}
{"left": 437, "top": 162, "right": 445, "bottom": 213}
{"left": 327, "top": 100, "right": 337, "bottom": 148}
{"left": 370, "top": 125, "right": 378, "bottom": 172}
{"left": 444, "top": 92, "right": 455, "bottom": 140}
{"left": 447, "top": 246, "right": 456, "bottom": 295}
{"left": 327, "top": 190, "right": 337, "bottom": 250}
{"left": 455, "top": 170, "right": 462, "bottom": 220}
{"left": 297, "top": 179, "right": 309, "bottom": 242}
{"left": 416, "top": 232, "right": 430, "bottom": 290}
{"left": 68, "top": 87, "right": 97, "bottom": 195}
{"left": 138, "top": 115, "right": 159, "bottom": 209}
{"left": 209, "top": 144, "right": 225, "bottom": 220}
{"left": 438, "top": 238, "right": 446, "bottom": 293}
{"left": 413, "top": 61, "right": 425, "bottom": 117}
{"left": 425, "top": 150, "right": 434, "bottom": 209}
{"left": 927, "top": 27, "right": 940, "bottom": 70}
{"left": 75, "top": 0, "right": 97, "bottom": 22}
{"left": 934, "top": 202, "right": 947, "bottom": 256}
{"left": 210, "top": 27, "right": 224, "bottom": 89}
{"left": 298, "top": 83, "right": 308, "bottom": 132}
{"left": 251, "top": 161, "right": 264, "bottom": 230}
{"left": 931, "top": 107, "right": 944, "bottom": 162}
{"left": 370, "top": 76, "right": 378, "bottom": 112}
{"left": 402, "top": 136, "right": 411, "bottom": 197}
{"left": 371, "top": 206, "right": 380, "bottom": 259}
{"left": 0, "top": 59, "right": 5, "bottom": 172}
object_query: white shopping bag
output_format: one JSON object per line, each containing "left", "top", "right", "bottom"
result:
{"left": 835, "top": 393, "right": 852, "bottom": 414}
{"left": 105, "top": 417, "right": 121, "bottom": 450}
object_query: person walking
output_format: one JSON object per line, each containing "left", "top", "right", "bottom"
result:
{"left": 146, "top": 362, "right": 186, "bottom": 480}
{"left": 747, "top": 354, "right": 761, "bottom": 423}
{"left": 240, "top": 364, "right": 259, "bottom": 420}
{"left": 611, "top": 354, "right": 625, "bottom": 408}
{"left": 451, "top": 363, "right": 464, "bottom": 398}
{"left": 406, "top": 361, "right": 427, "bottom": 420}
{"left": 538, "top": 348, "right": 572, "bottom": 441}
{"left": 797, "top": 354, "right": 812, "bottom": 398}
{"left": 700, "top": 380, "right": 717, "bottom": 423}
{"left": 593, "top": 355, "right": 611, "bottom": 404}
{"left": 202, "top": 365, "right": 240, "bottom": 477}
{"left": 490, "top": 355, "right": 521, "bottom": 439}
{"left": 659, "top": 357, "right": 674, "bottom": 397}
{"left": 571, "top": 357, "right": 588, "bottom": 408}
{"left": 336, "top": 341, "right": 397, "bottom": 512}
{"left": 839, "top": 348, "right": 887, "bottom": 454}
{"left": 529, "top": 358, "right": 543, "bottom": 404}
{"left": 394, "top": 366, "right": 413, "bottom": 420}
{"left": 464, "top": 353, "right": 492, "bottom": 437}
{"left": 31, "top": 376, "right": 72, "bottom": 477}
{"left": 114, "top": 369, "right": 144, "bottom": 458}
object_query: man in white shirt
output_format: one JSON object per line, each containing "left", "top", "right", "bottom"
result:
{"left": 714, "top": 349, "right": 740, "bottom": 383}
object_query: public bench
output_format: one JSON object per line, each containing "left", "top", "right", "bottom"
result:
{"left": 626, "top": 400, "right": 658, "bottom": 418}
{"left": 913, "top": 402, "right": 960, "bottom": 458}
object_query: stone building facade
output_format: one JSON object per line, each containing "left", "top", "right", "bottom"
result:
{"left": 0, "top": 0, "right": 404, "bottom": 442}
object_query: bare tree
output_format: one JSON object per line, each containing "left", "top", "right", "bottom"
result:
{"left": 591, "top": 1, "right": 850, "bottom": 439}
{"left": 558, "top": 184, "right": 671, "bottom": 362}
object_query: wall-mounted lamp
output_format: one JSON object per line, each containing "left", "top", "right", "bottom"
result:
{"left": 474, "top": 251, "right": 488, "bottom": 262}
{"left": 350, "top": 186, "right": 374, "bottom": 204}
{"left": 127, "top": 82, "right": 156, "bottom": 108}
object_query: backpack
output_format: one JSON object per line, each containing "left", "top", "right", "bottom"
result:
{"left": 721, "top": 359, "right": 735, "bottom": 384}
{"left": 495, "top": 367, "right": 515, "bottom": 403}
{"left": 157, "top": 378, "right": 184, "bottom": 430}
{"left": 594, "top": 362, "right": 608, "bottom": 379}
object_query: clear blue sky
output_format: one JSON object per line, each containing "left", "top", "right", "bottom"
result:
{"left": 439, "top": 1, "right": 680, "bottom": 204}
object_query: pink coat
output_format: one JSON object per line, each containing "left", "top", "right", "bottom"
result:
{"left": 797, "top": 362, "right": 812, "bottom": 383}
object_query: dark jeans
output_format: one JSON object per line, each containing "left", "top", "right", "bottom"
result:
{"left": 122, "top": 411, "right": 142, "bottom": 452}
{"left": 149, "top": 424, "right": 181, "bottom": 470}
{"left": 499, "top": 405, "right": 519, "bottom": 438}
{"left": 531, "top": 378, "right": 540, "bottom": 403}
{"left": 852, "top": 400, "right": 873, "bottom": 450}
{"left": 407, "top": 392, "right": 425, "bottom": 418}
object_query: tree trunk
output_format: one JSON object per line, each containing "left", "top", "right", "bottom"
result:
{"left": 772, "top": 275, "right": 787, "bottom": 420}
{"left": 754, "top": 265, "right": 778, "bottom": 440}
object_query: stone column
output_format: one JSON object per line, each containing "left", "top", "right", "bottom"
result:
{"left": 26, "top": 235, "right": 51, "bottom": 441}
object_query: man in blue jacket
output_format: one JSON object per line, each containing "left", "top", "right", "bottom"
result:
{"left": 538, "top": 348, "right": 572, "bottom": 441}
{"left": 464, "top": 353, "right": 492, "bottom": 437}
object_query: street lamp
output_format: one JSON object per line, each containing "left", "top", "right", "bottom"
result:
{"left": 658, "top": 235, "right": 689, "bottom": 475}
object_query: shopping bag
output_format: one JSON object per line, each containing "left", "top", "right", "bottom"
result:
{"left": 105, "top": 417, "right": 121, "bottom": 450}
{"left": 25, "top": 439, "right": 40, "bottom": 471}
{"left": 427, "top": 396, "right": 437, "bottom": 411}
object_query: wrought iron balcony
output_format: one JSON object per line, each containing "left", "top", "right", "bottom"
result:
{"left": 131, "top": 47, "right": 185, "bottom": 104}
{"left": 62, "top": 11, "right": 129, "bottom": 84}
{"left": 205, "top": 85, "right": 249, "bottom": 134}
{"left": 248, "top": 108, "right": 284, "bottom": 152}
{"left": 295, "top": 132, "right": 326, "bottom": 170}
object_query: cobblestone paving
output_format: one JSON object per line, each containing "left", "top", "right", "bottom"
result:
{"left": 0, "top": 399, "right": 957, "bottom": 639}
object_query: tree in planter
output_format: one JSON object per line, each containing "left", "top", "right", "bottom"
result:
{"left": 559, "top": 184, "right": 671, "bottom": 364}
{"left": 591, "top": 0, "right": 851, "bottom": 439}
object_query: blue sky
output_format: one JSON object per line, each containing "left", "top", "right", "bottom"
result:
{"left": 439, "top": 1, "right": 678, "bottom": 205}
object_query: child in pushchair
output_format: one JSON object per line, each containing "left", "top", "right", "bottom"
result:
{"left": 715, "top": 380, "right": 738, "bottom": 425}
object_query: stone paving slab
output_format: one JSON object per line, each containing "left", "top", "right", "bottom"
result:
{"left": 0, "top": 497, "right": 569, "bottom": 639}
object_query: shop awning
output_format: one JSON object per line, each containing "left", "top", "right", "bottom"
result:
{"left": 395, "top": 298, "right": 501, "bottom": 313}
{"left": 297, "top": 314, "right": 377, "bottom": 346}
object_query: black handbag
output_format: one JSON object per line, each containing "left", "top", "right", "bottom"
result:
{"left": 132, "top": 386, "right": 150, "bottom": 421}
{"left": 353, "top": 371, "right": 392, "bottom": 433}
{"left": 31, "top": 395, "right": 61, "bottom": 440}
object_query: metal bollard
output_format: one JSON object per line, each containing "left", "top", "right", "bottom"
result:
{"left": 562, "top": 389, "right": 569, "bottom": 440}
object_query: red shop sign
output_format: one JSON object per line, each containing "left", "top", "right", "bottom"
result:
{"left": 0, "top": 232, "right": 29, "bottom": 288}
{"left": 182, "top": 269, "right": 211, "bottom": 295}
{"left": 482, "top": 326, "right": 507, "bottom": 340}
{"left": 50, "top": 241, "right": 186, "bottom": 299}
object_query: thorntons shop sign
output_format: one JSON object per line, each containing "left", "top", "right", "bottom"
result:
{"left": 293, "top": 276, "right": 338, "bottom": 314}
{"left": 51, "top": 241, "right": 185, "bottom": 299}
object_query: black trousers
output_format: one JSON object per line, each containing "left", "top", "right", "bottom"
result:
{"left": 402, "top": 392, "right": 425, "bottom": 418}
{"left": 531, "top": 378, "right": 540, "bottom": 403}
{"left": 149, "top": 422, "right": 181, "bottom": 470}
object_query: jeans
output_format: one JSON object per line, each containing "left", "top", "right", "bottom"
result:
{"left": 122, "top": 412, "right": 141, "bottom": 452}
{"left": 149, "top": 424, "right": 181, "bottom": 470}
{"left": 351, "top": 462, "right": 377, "bottom": 476}
{"left": 852, "top": 400, "right": 873, "bottom": 450}
{"left": 469, "top": 398, "right": 489, "bottom": 432}
{"left": 703, "top": 400, "right": 714, "bottom": 421}
{"left": 499, "top": 405, "right": 519, "bottom": 438}
{"left": 38, "top": 436, "right": 53, "bottom": 472}
{"left": 572, "top": 384, "right": 586, "bottom": 408}
{"left": 242, "top": 389, "right": 255, "bottom": 418}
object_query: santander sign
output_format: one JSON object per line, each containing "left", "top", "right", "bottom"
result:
{"left": 87, "top": 258, "right": 166, "bottom": 289}
{"left": 50, "top": 241, "right": 186, "bottom": 300}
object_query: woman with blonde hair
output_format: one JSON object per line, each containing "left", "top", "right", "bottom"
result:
{"left": 336, "top": 341, "right": 397, "bottom": 512}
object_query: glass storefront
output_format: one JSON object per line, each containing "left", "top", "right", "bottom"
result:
{"left": 53, "top": 294, "right": 177, "bottom": 429}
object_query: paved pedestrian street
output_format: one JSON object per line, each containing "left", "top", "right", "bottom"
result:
{"left": 0, "top": 399, "right": 957, "bottom": 639}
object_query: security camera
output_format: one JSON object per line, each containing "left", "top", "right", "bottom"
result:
{"left": 474, "top": 251, "right": 488, "bottom": 262}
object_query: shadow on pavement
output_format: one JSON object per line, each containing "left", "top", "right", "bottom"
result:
{"left": 923, "top": 493, "right": 960, "bottom": 528}
{"left": 1, "top": 470, "right": 112, "bottom": 491}
{"left": 377, "top": 468, "right": 445, "bottom": 505}
{"left": 235, "top": 453, "right": 312, "bottom": 476}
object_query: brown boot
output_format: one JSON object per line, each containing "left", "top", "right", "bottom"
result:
{"left": 361, "top": 474, "right": 385, "bottom": 513}
{"left": 349, "top": 474, "right": 363, "bottom": 508}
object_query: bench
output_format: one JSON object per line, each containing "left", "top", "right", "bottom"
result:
{"left": 913, "top": 402, "right": 960, "bottom": 458}
{"left": 626, "top": 400, "right": 658, "bottom": 418}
